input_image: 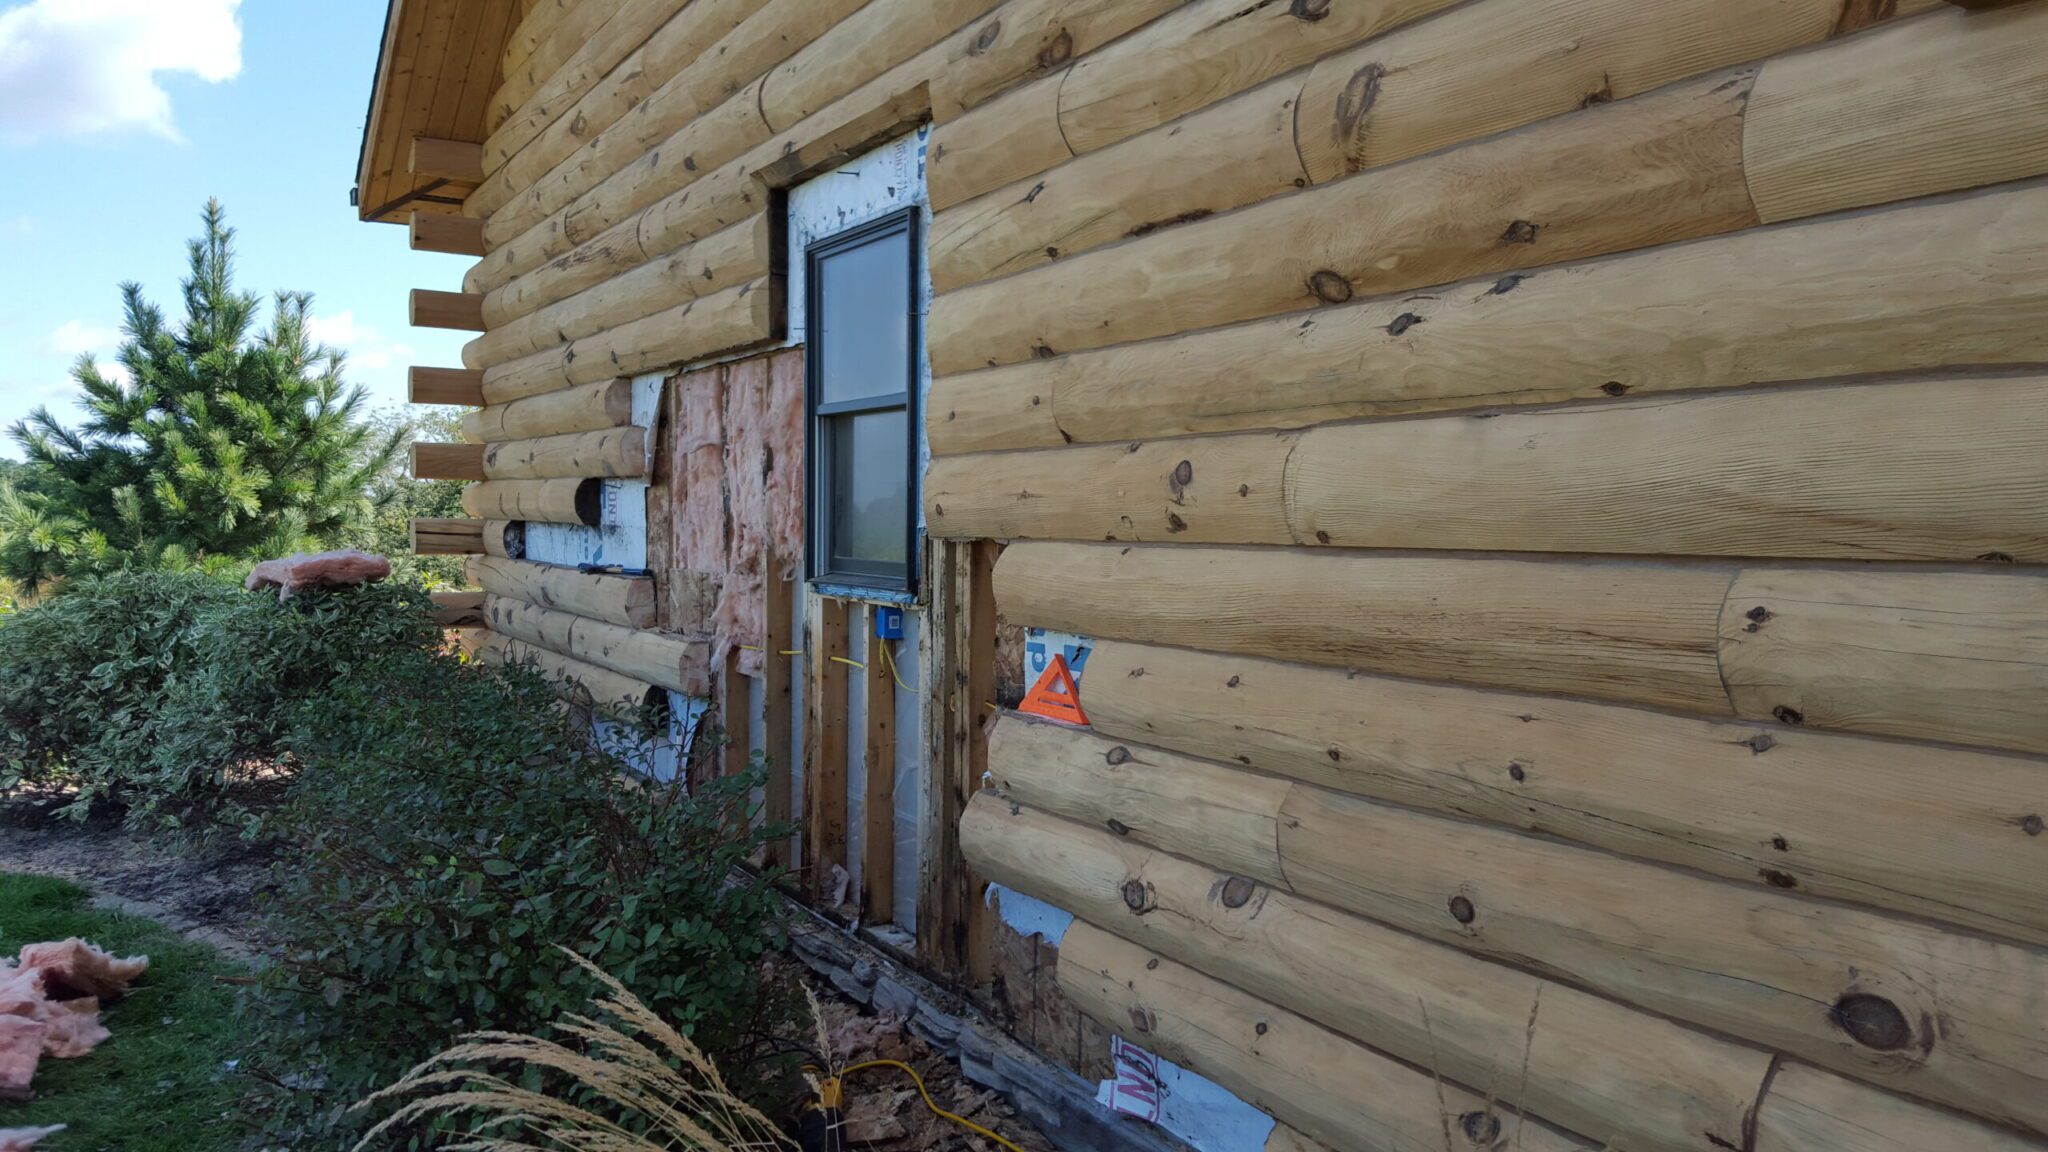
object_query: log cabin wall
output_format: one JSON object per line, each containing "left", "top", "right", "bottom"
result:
{"left": 371, "top": 0, "right": 2048, "bottom": 1148}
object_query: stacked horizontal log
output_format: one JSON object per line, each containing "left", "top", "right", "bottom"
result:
{"left": 460, "top": 478, "right": 602, "bottom": 526}
{"left": 1076, "top": 641, "right": 2048, "bottom": 946}
{"left": 469, "top": 629, "right": 665, "bottom": 721}
{"left": 981, "top": 715, "right": 2048, "bottom": 1138}
{"left": 467, "top": 556, "right": 656, "bottom": 629}
{"left": 484, "top": 593, "right": 710, "bottom": 696}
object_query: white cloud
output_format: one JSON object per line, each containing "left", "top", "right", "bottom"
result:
{"left": 306, "top": 309, "right": 415, "bottom": 374}
{"left": 43, "top": 319, "right": 121, "bottom": 358}
{"left": 0, "top": 0, "right": 242, "bottom": 143}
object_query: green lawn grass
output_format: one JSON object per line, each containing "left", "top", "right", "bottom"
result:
{"left": 0, "top": 873, "right": 247, "bottom": 1152}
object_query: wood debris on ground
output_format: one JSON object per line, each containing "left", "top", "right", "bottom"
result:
{"left": 811, "top": 977, "right": 1059, "bottom": 1152}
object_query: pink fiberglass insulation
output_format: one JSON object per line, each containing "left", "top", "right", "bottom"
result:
{"left": 245, "top": 549, "right": 391, "bottom": 599}
{"left": 710, "top": 350, "right": 803, "bottom": 677}
{"left": 671, "top": 364, "right": 731, "bottom": 578}
{"left": 17, "top": 940, "right": 148, "bottom": 1001}
{"left": 0, "top": 1017, "right": 45, "bottom": 1099}
{"left": 0, "top": 939, "right": 147, "bottom": 1069}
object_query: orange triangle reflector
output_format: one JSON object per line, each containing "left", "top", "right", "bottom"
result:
{"left": 1019, "top": 653, "right": 1089, "bottom": 727}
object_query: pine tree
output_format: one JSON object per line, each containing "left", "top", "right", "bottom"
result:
{"left": 2, "top": 200, "right": 400, "bottom": 591}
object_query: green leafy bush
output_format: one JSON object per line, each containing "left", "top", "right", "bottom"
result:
{"left": 0, "top": 571, "right": 438, "bottom": 831}
{"left": 255, "top": 646, "right": 792, "bottom": 1143}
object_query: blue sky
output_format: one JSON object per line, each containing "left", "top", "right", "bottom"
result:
{"left": 0, "top": 0, "right": 471, "bottom": 459}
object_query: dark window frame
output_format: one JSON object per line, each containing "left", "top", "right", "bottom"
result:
{"left": 803, "top": 205, "right": 922, "bottom": 593}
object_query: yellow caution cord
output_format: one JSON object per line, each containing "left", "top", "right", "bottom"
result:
{"left": 833, "top": 1059, "right": 1027, "bottom": 1152}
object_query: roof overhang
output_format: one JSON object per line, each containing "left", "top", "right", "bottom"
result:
{"left": 353, "top": 0, "right": 521, "bottom": 224}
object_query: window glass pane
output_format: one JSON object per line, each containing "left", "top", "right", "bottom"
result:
{"left": 817, "top": 230, "right": 909, "bottom": 406}
{"left": 830, "top": 408, "right": 908, "bottom": 567}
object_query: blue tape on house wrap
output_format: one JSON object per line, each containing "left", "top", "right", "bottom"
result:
{"left": 986, "top": 884, "right": 1074, "bottom": 945}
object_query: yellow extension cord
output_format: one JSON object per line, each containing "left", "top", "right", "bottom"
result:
{"left": 829, "top": 1059, "right": 1027, "bottom": 1152}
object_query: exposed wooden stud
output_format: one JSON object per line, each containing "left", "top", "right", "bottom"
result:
{"left": 411, "top": 442, "right": 487, "bottom": 481}
{"left": 956, "top": 541, "right": 997, "bottom": 983}
{"left": 806, "top": 596, "right": 851, "bottom": 906}
{"left": 428, "top": 590, "right": 487, "bottom": 627}
{"left": 410, "top": 210, "right": 488, "bottom": 256}
{"left": 409, "top": 366, "right": 485, "bottom": 406}
{"left": 410, "top": 517, "right": 485, "bottom": 555}
{"left": 465, "top": 555, "right": 656, "bottom": 629}
{"left": 862, "top": 604, "right": 898, "bottom": 925}
{"left": 721, "top": 648, "right": 753, "bottom": 781}
{"left": 917, "top": 540, "right": 962, "bottom": 970}
{"left": 411, "top": 288, "right": 488, "bottom": 331}
{"left": 461, "top": 478, "right": 603, "bottom": 526}
{"left": 409, "top": 136, "right": 485, "bottom": 183}
{"left": 762, "top": 557, "right": 795, "bottom": 869}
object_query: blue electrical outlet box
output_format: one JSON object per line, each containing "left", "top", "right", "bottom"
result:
{"left": 874, "top": 606, "right": 905, "bottom": 640}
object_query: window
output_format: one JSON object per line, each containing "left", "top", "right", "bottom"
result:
{"left": 805, "top": 207, "right": 920, "bottom": 591}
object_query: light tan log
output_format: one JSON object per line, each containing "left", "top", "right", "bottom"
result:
{"left": 461, "top": 478, "right": 602, "bottom": 526}
{"left": 484, "top": 0, "right": 678, "bottom": 180}
{"left": 468, "top": 0, "right": 770, "bottom": 221}
{"left": 488, "top": 0, "right": 627, "bottom": 135}
{"left": 479, "top": 0, "right": 860, "bottom": 241}
{"left": 480, "top": 279, "right": 772, "bottom": 402}
{"left": 408, "top": 137, "right": 484, "bottom": 183}
{"left": 470, "top": 215, "right": 767, "bottom": 364}
{"left": 466, "top": 555, "right": 656, "bottom": 629}
{"left": 966, "top": 797, "right": 1772, "bottom": 1152}
{"left": 1292, "top": 0, "right": 1934, "bottom": 186}
{"left": 928, "top": 0, "right": 1188, "bottom": 122}
{"left": 992, "top": 542, "right": 1734, "bottom": 716}
{"left": 1058, "top": 923, "right": 1593, "bottom": 1152}
{"left": 930, "top": 76, "right": 1306, "bottom": 293}
{"left": 1752, "top": 1064, "right": 2045, "bottom": 1152}
{"left": 929, "top": 70, "right": 1758, "bottom": 375}
{"left": 929, "top": 376, "right": 2048, "bottom": 561}
{"left": 1721, "top": 568, "right": 2048, "bottom": 757}
{"left": 484, "top": 593, "right": 710, "bottom": 696}
{"left": 468, "top": 22, "right": 932, "bottom": 310}
{"left": 926, "top": 67, "right": 1071, "bottom": 213}
{"left": 428, "top": 590, "right": 486, "bottom": 628}
{"left": 409, "top": 366, "right": 486, "bottom": 407}
{"left": 930, "top": 181, "right": 2048, "bottom": 454}
{"left": 1743, "top": 3, "right": 2048, "bottom": 223}
{"left": 1082, "top": 641, "right": 2048, "bottom": 947}
{"left": 411, "top": 442, "right": 487, "bottom": 481}
{"left": 479, "top": 519, "right": 522, "bottom": 561}
{"left": 496, "top": 0, "right": 572, "bottom": 101}
{"left": 758, "top": 0, "right": 993, "bottom": 132}
{"left": 410, "top": 289, "right": 486, "bottom": 332}
{"left": 409, "top": 211, "right": 486, "bottom": 257}
{"left": 480, "top": 427, "right": 647, "bottom": 481}
{"left": 476, "top": 0, "right": 968, "bottom": 288}
{"left": 990, "top": 716, "right": 2048, "bottom": 1135}
{"left": 1056, "top": 0, "right": 1456, "bottom": 161}
{"left": 410, "top": 517, "right": 485, "bottom": 555}
{"left": 460, "top": 379, "right": 634, "bottom": 443}
{"left": 470, "top": 629, "right": 665, "bottom": 721}
{"left": 926, "top": 431, "right": 1296, "bottom": 545}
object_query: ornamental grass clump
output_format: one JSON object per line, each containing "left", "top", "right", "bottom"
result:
{"left": 351, "top": 949, "right": 794, "bottom": 1152}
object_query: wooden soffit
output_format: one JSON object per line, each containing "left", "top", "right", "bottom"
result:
{"left": 354, "top": 0, "right": 523, "bottom": 224}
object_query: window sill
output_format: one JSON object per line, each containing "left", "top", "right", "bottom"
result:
{"left": 810, "top": 580, "right": 918, "bottom": 608}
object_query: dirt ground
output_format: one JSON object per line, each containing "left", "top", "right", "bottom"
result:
{"left": 0, "top": 802, "right": 1061, "bottom": 1151}
{"left": 0, "top": 804, "right": 271, "bottom": 964}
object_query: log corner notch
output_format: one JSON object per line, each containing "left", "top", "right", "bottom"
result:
{"left": 408, "top": 136, "right": 484, "bottom": 184}
{"left": 410, "top": 211, "right": 487, "bottom": 257}
{"left": 409, "top": 366, "right": 484, "bottom": 406}
{"left": 411, "top": 441, "right": 486, "bottom": 481}
{"left": 411, "top": 289, "right": 487, "bottom": 332}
